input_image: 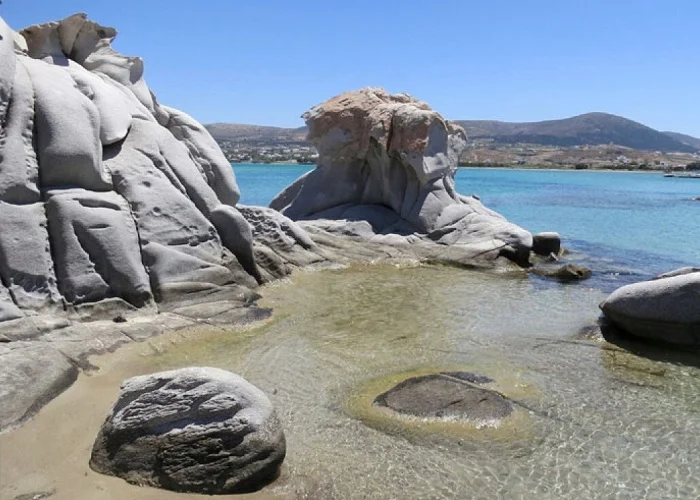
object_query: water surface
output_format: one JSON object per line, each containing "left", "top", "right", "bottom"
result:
{"left": 134, "top": 264, "right": 700, "bottom": 499}
{"left": 235, "top": 164, "right": 700, "bottom": 290}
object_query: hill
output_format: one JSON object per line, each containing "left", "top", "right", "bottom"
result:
{"left": 456, "top": 113, "right": 697, "bottom": 153}
{"left": 661, "top": 131, "right": 700, "bottom": 150}
{"left": 205, "top": 123, "right": 307, "bottom": 146}
{"left": 205, "top": 113, "right": 699, "bottom": 154}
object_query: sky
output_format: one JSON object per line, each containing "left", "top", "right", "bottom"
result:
{"left": 3, "top": 1, "right": 700, "bottom": 135}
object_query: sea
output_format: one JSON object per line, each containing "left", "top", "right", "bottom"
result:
{"left": 235, "top": 164, "right": 700, "bottom": 291}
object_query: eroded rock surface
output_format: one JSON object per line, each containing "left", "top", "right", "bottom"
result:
{"left": 0, "top": 13, "right": 260, "bottom": 318}
{"left": 271, "top": 88, "right": 534, "bottom": 266}
{"left": 90, "top": 367, "right": 285, "bottom": 494}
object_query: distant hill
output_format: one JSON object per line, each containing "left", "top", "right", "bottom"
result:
{"left": 661, "top": 131, "right": 700, "bottom": 150}
{"left": 456, "top": 113, "right": 697, "bottom": 153}
{"left": 205, "top": 123, "right": 307, "bottom": 146}
{"left": 206, "top": 113, "right": 699, "bottom": 153}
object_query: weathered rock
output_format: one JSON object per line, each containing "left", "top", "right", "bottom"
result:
{"left": 374, "top": 373, "right": 512, "bottom": 425}
{"left": 532, "top": 263, "right": 592, "bottom": 281}
{"left": 0, "top": 202, "right": 60, "bottom": 310}
{"left": 270, "top": 88, "right": 534, "bottom": 267}
{"left": 600, "top": 269, "right": 700, "bottom": 346}
{"left": 0, "top": 13, "right": 267, "bottom": 318}
{"left": 90, "top": 367, "right": 285, "bottom": 494}
{"left": 0, "top": 343, "right": 79, "bottom": 431}
{"left": 532, "top": 232, "right": 561, "bottom": 256}
{"left": 45, "top": 189, "right": 151, "bottom": 306}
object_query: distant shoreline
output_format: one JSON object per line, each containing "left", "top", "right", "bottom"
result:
{"left": 231, "top": 161, "right": 672, "bottom": 174}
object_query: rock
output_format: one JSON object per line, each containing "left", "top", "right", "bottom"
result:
{"left": 532, "top": 263, "right": 592, "bottom": 281}
{"left": 0, "top": 13, "right": 271, "bottom": 318}
{"left": 374, "top": 373, "right": 512, "bottom": 425}
{"left": 0, "top": 343, "right": 79, "bottom": 431}
{"left": 532, "top": 232, "right": 561, "bottom": 256}
{"left": 45, "top": 189, "right": 151, "bottom": 306}
{"left": 270, "top": 88, "right": 533, "bottom": 267}
{"left": 600, "top": 269, "right": 700, "bottom": 346}
{"left": 90, "top": 367, "right": 285, "bottom": 494}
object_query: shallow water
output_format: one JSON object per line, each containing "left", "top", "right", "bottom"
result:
{"left": 236, "top": 164, "right": 700, "bottom": 291}
{"left": 121, "top": 264, "right": 700, "bottom": 499}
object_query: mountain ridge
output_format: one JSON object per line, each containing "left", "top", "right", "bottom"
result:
{"left": 205, "top": 112, "right": 700, "bottom": 153}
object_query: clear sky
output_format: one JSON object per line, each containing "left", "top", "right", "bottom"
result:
{"left": 3, "top": 1, "right": 699, "bottom": 135}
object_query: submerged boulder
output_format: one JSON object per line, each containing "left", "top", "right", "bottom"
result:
{"left": 531, "top": 263, "right": 592, "bottom": 281}
{"left": 600, "top": 269, "right": 700, "bottom": 346}
{"left": 90, "top": 367, "right": 285, "bottom": 494}
{"left": 271, "top": 88, "right": 534, "bottom": 267}
{"left": 374, "top": 372, "right": 513, "bottom": 426}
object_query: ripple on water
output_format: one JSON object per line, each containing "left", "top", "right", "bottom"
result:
{"left": 126, "top": 264, "right": 700, "bottom": 499}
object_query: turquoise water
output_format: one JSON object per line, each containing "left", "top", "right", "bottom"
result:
{"left": 235, "top": 164, "right": 700, "bottom": 289}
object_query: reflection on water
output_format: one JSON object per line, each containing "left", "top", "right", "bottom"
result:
{"left": 140, "top": 263, "right": 700, "bottom": 499}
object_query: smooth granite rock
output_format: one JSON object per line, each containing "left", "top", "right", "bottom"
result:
{"left": 600, "top": 269, "right": 700, "bottom": 346}
{"left": 90, "top": 367, "right": 285, "bottom": 494}
{"left": 270, "top": 88, "right": 534, "bottom": 267}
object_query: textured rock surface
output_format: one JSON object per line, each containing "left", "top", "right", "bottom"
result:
{"left": 90, "top": 367, "right": 285, "bottom": 494}
{"left": 600, "top": 269, "right": 700, "bottom": 346}
{"left": 271, "top": 88, "right": 534, "bottom": 266}
{"left": 0, "top": 13, "right": 265, "bottom": 318}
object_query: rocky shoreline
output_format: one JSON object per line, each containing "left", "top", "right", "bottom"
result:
{"left": 1, "top": 11, "right": 698, "bottom": 500}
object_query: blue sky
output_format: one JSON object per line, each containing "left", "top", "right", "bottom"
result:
{"left": 3, "top": 1, "right": 699, "bottom": 135}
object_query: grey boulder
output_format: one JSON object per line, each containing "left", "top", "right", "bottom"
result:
{"left": 600, "top": 269, "right": 700, "bottom": 346}
{"left": 90, "top": 367, "right": 285, "bottom": 494}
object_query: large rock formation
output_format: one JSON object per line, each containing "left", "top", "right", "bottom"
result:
{"left": 271, "top": 88, "right": 533, "bottom": 266}
{"left": 90, "top": 367, "right": 285, "bottom": 494}
{"left": 0, "top": 13, "right": 261, "bottom": 321}
{"left": 600, "top": 268, "right": 700, "bottom": 347}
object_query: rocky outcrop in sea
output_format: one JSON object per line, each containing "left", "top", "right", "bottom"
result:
{"left": 271, "top": 88, "right": 534, "bottom": 267}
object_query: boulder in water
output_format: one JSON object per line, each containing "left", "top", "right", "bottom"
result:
{"left": 600, "top": 269, "right": 700, "bottom": 347}
{"left": 374, "top": 372, "right": 513, "bottom": 426}
{"left": 270, "top": 88, "right": 534, "bottom": 267}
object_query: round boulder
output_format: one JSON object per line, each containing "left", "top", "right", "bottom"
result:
{"left": 374, "top": 372, "right": 512, "bottom": 425}
{"left": 600, "top": 269, "right": 700, "bottom": 346}
{"left": 90, "top": 367, "right": 285, "bottom": 494}
{"left": 532, "top": 232, "right": 561, "bottom": 256}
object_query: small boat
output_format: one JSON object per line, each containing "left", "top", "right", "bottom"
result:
{"left": 664, "top": 172, "right": 700, "bottom": 178}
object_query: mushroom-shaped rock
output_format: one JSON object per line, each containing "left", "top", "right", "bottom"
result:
{"left": 270, "top": 88, "right": 533, "bottom": 266}
{"left": 600, "top": 269, "right": 700, "bottom": 346}
{"left": 90, "top": 367, "right": 285, "bottom": 494}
